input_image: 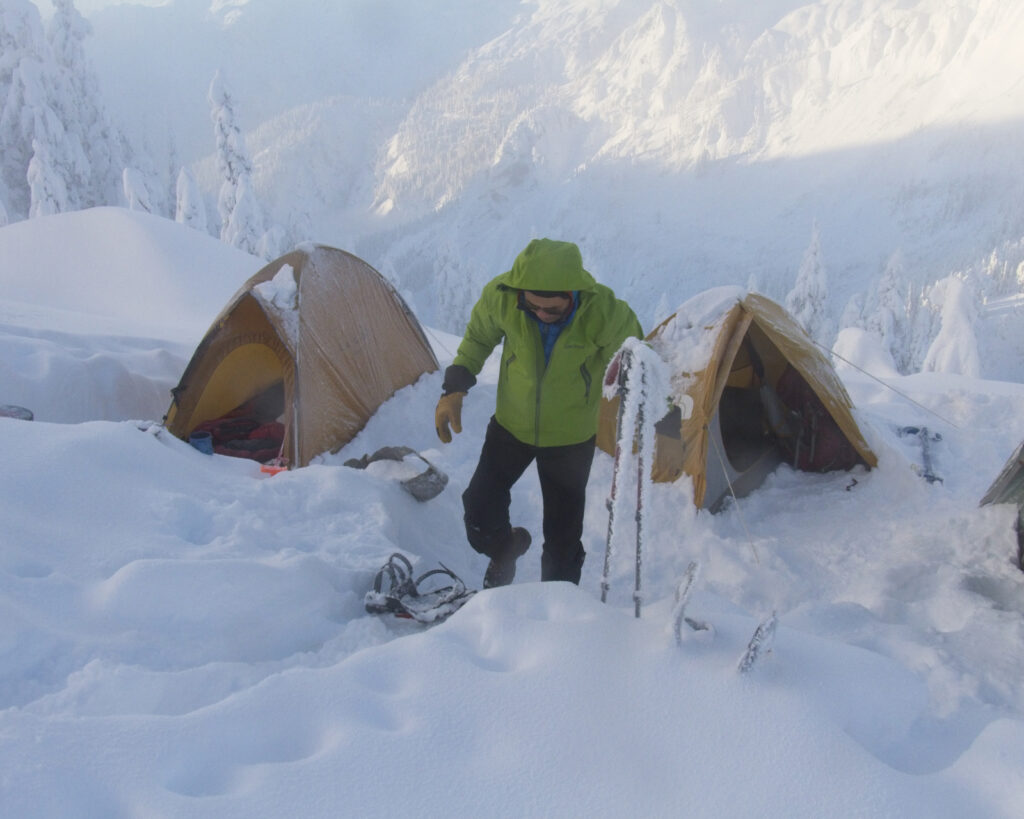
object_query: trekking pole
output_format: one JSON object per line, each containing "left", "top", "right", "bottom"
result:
{"left": 633, "top": 357, "right": 647, "bottom": 619}
{"left": 601, "top": 348, "right": 632, "bottom": 604}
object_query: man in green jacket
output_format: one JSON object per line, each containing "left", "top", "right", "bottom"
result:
{"left": 434, "top": 239, "right": 643, "bottom": 588}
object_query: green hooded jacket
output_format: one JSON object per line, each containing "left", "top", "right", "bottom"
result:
{"left": 453, "top": 239, "right": 642, "bottom": 447}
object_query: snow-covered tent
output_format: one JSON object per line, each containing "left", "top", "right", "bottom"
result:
{"left": 164, "top": 244, "right": 439, "bottom": 467}
{"left": 598, "top": 289, "right": 877, "bottom": 511}
{"left": 980, "top": 439, "right": 1024, "bottom": 571}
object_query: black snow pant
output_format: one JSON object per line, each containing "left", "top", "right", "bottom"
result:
{"left": 462, "top": 416, "right": 596, "bottom": 584}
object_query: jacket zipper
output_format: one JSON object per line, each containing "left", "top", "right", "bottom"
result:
{"left": 580, "top": 363, "right": 591, "bottom": 402}
{"left": 533, "top": 332, "right": 545, "bottom": 446}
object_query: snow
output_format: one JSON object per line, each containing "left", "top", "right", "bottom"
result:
{"left": 4, "top": 0, "right": 1024, "bottom": 815}
{"left": 0, "top": 207, "right": 260, "bottom": 423}
{"left": 2, "top": 208, "right": 1024, "bottom": 817}
{"left": 648, "top": 285, "right": 746, "bottom": 405}
{"left": 253, "top": 262, "right": 298, "bottom": 349}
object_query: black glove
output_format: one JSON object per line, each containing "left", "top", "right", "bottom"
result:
{"left": 442, "top": 364, "right": 476, "bottom": 395}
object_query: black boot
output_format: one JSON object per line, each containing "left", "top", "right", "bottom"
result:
{"left": 540, "top": 543, "right": 586, "bottom": 584}
{"left": 483, "top": 527, "right": 531, "bottom": 588}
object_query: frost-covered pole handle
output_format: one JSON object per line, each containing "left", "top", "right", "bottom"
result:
{"left": 601, "top": 346, "right": 633, "bottom": 604}
{"left": 633, "top": 357, "right": 647, "bottom": 618}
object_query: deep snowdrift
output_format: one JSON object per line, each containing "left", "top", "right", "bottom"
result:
{"left": 0, "top": 208, "right": 260, "bottom": 421}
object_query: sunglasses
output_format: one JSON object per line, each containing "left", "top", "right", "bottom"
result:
{"left": 523, "top": 296, "right": 571, "bottom": 317}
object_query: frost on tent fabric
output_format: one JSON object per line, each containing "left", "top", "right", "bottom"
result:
{"left": 253, "top": 263, "right": 299, "bottom": 350}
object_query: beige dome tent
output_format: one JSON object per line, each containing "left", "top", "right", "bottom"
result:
{"left": 598, "top": 289, "right": 877, "bottom": 511}
{"left": 164, "top": 244, "right": 439, "bottom": 467}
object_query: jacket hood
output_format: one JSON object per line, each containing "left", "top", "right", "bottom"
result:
{"left": 497, "top": 239, "right": 597, "bottom": 292}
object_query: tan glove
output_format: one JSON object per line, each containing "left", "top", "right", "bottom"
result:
{"left": 435, "top": 392, "right": 466, "bottom": 443}
{"left": 651, "top": 433, "right": 685, "bottom": 483}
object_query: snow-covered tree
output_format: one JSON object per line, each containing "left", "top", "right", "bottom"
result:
{"left": 55, "top": 0, "right": 128, "bottom": 207}
{"left": 221, "top": 173, "right": 263, "bottom": 255}
{"left": 839, "top": 291, "right": 865, "bottom": 331}
{"left": 786, "top": 223, "right": 833, "bottom": 347}
{"left": 127, "top": 134, "right": 169, "bottom": 216}
{"left": 905, "top": 283, "right": 939, "bottom": 374}
{"left": 45, "top": 0, "right": 96, "bottom": 207}
{"left": 256, "top": 223, "right": 288, "bottom": 261}
{"left": 0, "top": 0, "right": 125, "bottom": 220}
{"left": 0, "top": 194, "right": 8, "bottom": 226}
{"left": 1, "top": 0, "right": 62, "bottom": 218}
{"left": 122, "top": 167, "right": 156, "bottom": 213}
{"left": 433, "top": 237, "right": 473, "bottom": 327}
{"left": 165, "top": 134, "right": 180, "bottom": 216}
{"left": 865, "top": 250, "right": 912, "bottom": 373}
{"left": 27, "top": 138, "right": 69, "bottom": 217}
{"left": 175, "top": 167, "right": 208, "bottom": 232}
{"left": 208, "top": 70, "right": 263, "bottom": 255}
{"left": 921, "top": 275, "right": 981, "bottom": 377}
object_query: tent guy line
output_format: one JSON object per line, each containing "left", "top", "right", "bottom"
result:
{"left": 817, "top": 339, "right": 961, "bottom": 430}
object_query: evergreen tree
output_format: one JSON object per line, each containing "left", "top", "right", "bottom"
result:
{"left": 0, "top": 0, "right": 62, "bottom": 218}
{"left": 48, "top": 0, "right": 126, "bottom": 208}
{"left": 0, "top": 0, "right": 125, "bottom": 220}
{"left": 221, "top": 173, "right": 263, "bottom": 254}
{"left": 866, "top": 250, "right": 911, "bottom": 372}
{"left": 164, "top": 134, "right": 180, "bottom": 218}
{"left": 907, "top": 281, "right": 939, "bottom": 374}
{"left": 175, "top": 166, "right": 208, "bottom": 233}
{"left": 839, "top": 291, "right": 865, "bottom": 331}
{"left": 256, "top": 223, "right": 288, "bottom": 260}
{"left": 122, "top": 167, "right": 155, "bottom": 213}
{"left": 922, "top": 275, "right": 981, "bottom": 376}
{"left": 785, "top": 222, "right": 833, "bottom": 347}
{"left": 27, "top": 137, "right": 68, "bottom": 216}
{"left": 128, "top": 132, "right": 168, "bottom": 216}
{"left": 208, "top": 70, "right": 263, "bottom": 255}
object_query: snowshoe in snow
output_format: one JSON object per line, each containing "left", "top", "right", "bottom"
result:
{"left": 365, "top": 553, "right": 474, "bottom": 624}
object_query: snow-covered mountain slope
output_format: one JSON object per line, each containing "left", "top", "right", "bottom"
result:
{"left": 68, "top": 0, "right": 1024, "bottom": 375}
{"left": 374, "top": 0, "right": 1024, "bottom": 205}
{"left": 356, "top": 0, "right": 1024, "bottom": 334}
